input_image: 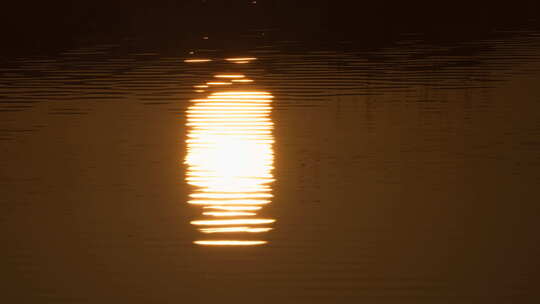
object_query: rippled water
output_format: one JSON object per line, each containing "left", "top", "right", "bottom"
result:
{"left": 1, "top": 29, "right": 540, "bottom": 303}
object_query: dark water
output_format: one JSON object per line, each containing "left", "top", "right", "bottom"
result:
{"left": 2, "top": 26, "right": 540, "bottom": 303}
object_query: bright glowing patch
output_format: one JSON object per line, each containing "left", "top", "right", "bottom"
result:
{"left": 202, "top": 211, "right": 257, "bottom": 217}
{"left": 203, "top": 206, "right": 262, "bottom": 211}
{"left": 194, "top": 240, "right": 266, "bottom": 246}
{"left": 186, "top": 88, "right": 275, "bottom": 245}
{"left": 184, "top": 59, "right": 212, "bottom": 63}
{"left": 214, "top": 74, "right": 245, "bottom": 79}
{"left": 207, "top": 82, "right": 232, "bottom": 86}
{"left": 190, "top": 219, "right": 276, "bottom": 226}
{"left": 199, "top": 227, "right": 272, "bottom": 233}
{"left": 225, "top": 57, "right": 257, "bottom": 62}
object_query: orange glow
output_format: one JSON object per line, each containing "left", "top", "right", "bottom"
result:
{"left": 194, "top": 240, "right": 266, "bottom": 246}
{"left": 225, "top": 57, "right": 257, "bottom": 62}
{"left": 202, "top": 211, "right": 257, "bottom": 217}
{"left": 203, "top": 206, "right": 262, "bottom": 211}
{"left": 190, "top": 219, "right": 276, "bottom": 226}
{"left": 184, "top": 59, "right": 212, "bottom": 63}
{"left": 187, "top": 199, "right": 270, "bottom": 205}
{"left": 186, "top": 79, "right": 274, "bottom": 246}
{"left": 207, "top": 82, "right": 232, "bottom": 86}
{"left": 199, "top": 227, "right": 272, "bottom": 234}
{"left": 213, "top": 92, "right": 270, "bottom": 96}
{"left": 189, "top": 193, "right": 273, "bottom": 199}
{"left": 214, "top": 74, "right": 245, "bottom": 79}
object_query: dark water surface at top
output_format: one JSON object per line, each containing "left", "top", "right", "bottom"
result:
{"left": 1, "top": 28, "right": 540, "bottom": 303}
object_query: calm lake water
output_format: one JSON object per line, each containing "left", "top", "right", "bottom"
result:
{"left": 1, "top": 28, "right": 540, "bottom": 303}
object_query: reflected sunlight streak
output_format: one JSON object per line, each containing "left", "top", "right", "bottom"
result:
{"left": 184, "top": 59, "right": 212, "bottom": 63}
{"left": 225, "top": 57, "right": 257, "bottom": 62}
{"left": 207, "top": 82, "right": 233, "bottom": 86}
{"left": 199, "top": 227, "right": 272, "bottom": 234}
{"left": 194, "top": 240, "right": 267, "bottom": 246}
{"left": 190, "top": 219, "right": 276, "bottom": 226}
{"left": 202, "top": 211, "right": 257, "bottom": 216}
{"left": 214, "top": 74, "right": 246, "bottom": 79}
{"left": 203, "top": 206, "right": 262, "bottom": 211}
{"left": 185, "top": 87, "right": 275, "bottom": 246}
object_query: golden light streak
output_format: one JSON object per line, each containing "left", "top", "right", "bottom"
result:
{"left": 187, "top": 127, "right": 272, "bottom": 132}
{"left": 190, "top": 219, "right": 275, "bottom": 226}
{"left": 187, "top": 142, "right": 274, "bottom": 147}
{"left": 187, "top": 178, "right": 275, "bottom": 185}
{"left": 202, "top": 211, "right": 256, "bottom": 217}
{"left": 189, "top": 106, "right": 271, "bottom": 110}
{"left": 189, "top": 193, "right": 273, "bottom": 199}
{"left": 186, "top": 118, "right": 272, "bottom": 123}
{"left": 194, "top": 240, "right": 266, "bottom": 246}
{"left": 187, "top": 113, "right": 269, "bottom": 117}
{"left": 188, "top": 131, "right": 272, "bottom": 136}
{"left": 203, "top": 206, "right": 262, "bottom": 211}
{"left": 187, "top": 199, "right": 270, "bottom": 205}
{"left": 194, "top": 186, "right": 272, "bottom": 193}
{"left": 194, "top": 85, "right": 209, "bottom": 88}
{"left": 194, "top": 99, "right": 272, "bottom": 103}
{"left": 186, "top": 121, "right": 274, "bottom": 126}
{"left": 212, "top": 91, "right": 270, "bottom": 96}
{"left": 206, "top": 82, "right": 232, "bottom": 86}
{"left": 199, "top": 227, "right": 272, "bottom": 233}
{"left": 214, "top": 74, "right": 245, "bottom": 79}
{"left": 188, "top": 102, "right": 273, "bottom": 107}
{"left": 187, "top": 110, "right": 271, "bottom": 114}
{"left": 206, "top": 97, "right": 273, "bottom": 101}
{"left": 205, "top": 99, "right": 272, "bottom": 103}
{"left": 187, "top": 178, "right": 273, "bottom": 185}
{"left": 225, "top": 57, "right": 257, "bottom": 62}
{"left": 186, "top": 88, "right": 275, "bottom": 246}
{"left": 232, "top": 79, "right": 254, "bottom": 82}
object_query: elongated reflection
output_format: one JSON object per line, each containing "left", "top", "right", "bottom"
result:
{"left": 185, "top": 86, "right": 275, "bottom": 246}
{"left": 194, "top": 240, "right": 267, "bottom": 246}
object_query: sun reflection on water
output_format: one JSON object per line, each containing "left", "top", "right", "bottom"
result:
{"left": 194, "top": 240, "right": 267, "bottom": 246}
{"left": 184, "top": 68, "right": 275, "bottom": 246}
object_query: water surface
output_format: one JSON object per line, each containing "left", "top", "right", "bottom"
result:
{"left": 1, "top": 29, "right": 540, "bottom": 303}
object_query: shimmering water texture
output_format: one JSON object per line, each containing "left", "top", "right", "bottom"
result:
{"left": 184, "top": 61, "right": 275, "bottom": 246}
